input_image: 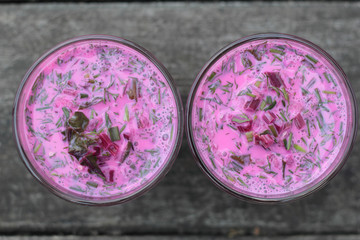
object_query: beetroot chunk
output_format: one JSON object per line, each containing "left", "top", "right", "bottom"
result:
{"left": 109, "top": 170, "right": 115, "bottom": 182}
{"left": 237, "top": 120, "right": 253, "bottom": 133}
{"left": 293, "top": 113, "right": 305, "bottom": 129}
{"left": 98, "top": 133, "right": 112, "bottom": 149}
{"left": 244, "top": 98, "right": 260, "bottom": 111}
{"left": 256, "top": 134, "right": 274, "bottom": 149}
{"left": 262, "top": 111, "right": 276, "bottom": 124}
{"left": 266, "top": 72, "right": 283, "bottom": 88}
{"left": 98, "top": 133, "right": 119, "bottom": 156}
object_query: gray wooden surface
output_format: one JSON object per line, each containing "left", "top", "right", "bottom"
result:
{"left": 0, "top": 2, "right": 360, "bottom": 239}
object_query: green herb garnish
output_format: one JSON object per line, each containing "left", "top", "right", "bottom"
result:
{"left": 306, "top": 119, "right": 311, "bottom": 138}
{"left": 80, "top": 93, "right": 89, "bottom": 99}
{"left": 294, "top": 144, "right": 306, "bottom": 153}
{"left": 237, "top": 177, "right": 249, "bottom": 188}
{"left": 105, "top": 112, "right": 112, "bottom": 128}
{"left": 285, "top": 133, "right": 293, "bottom": 150}
{"left": 246, "top": 132, "right": 253, "bottom": 142}
{"left": 207, "top": 72, "right": 216, "bottom": 82}
{"left": 86, "top": 181, "right": 98, "bottom": 188}
{"left": 305, "top": 55, "right": 318, "bottom": 64}
{"left": 254, "top": 81, "right": 262, "bottom": 88}
{"left": 124, "top": 105, "right": 129, "bottom": 122}
{"left": 119, "top": 124, "right": 127, "bottom": 135}
{"left": 246, "top": 92, "right": 256, "bottom": 98}
{"left": 269, "top": 125, "right": 278, "bottom": 137}
{"left": 108, "top": 126, "right": 120, "bottom": 142}
{"left": 33, "top": 142, "right": 42, "bottom": 154}
{"left": 68, "top": 112, "right": 89, "bottom": 132}
{"left": 322, "top": 90, "right": 336, "bottom": 95}
{"left": 264, "top": 100, "right": 277, "bottom": 111}
{"left": 62, "top": 107, "right": 70, "bottom": 119}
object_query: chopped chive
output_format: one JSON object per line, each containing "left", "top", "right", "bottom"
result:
{"left": 33, "top": 142, "right": 42, "bottom": 154}
{"left": 246, "top": 131, "right": 253, "bottom": 142}
{"left": 306, "top": 119, "right": 311, "bottom": 138}
{"left": 305, "top": 55, "right": 318, "bottom": 64}
{"left": 124, "top": 105, "right": 129, "bottom": 121}
{"left": 36, "top": 106, "right": 52, "bottom": 111}
{"left": 294, "top": 144, "right": 307, "bottom": 153}
{"left": 281, "top": 88, "right": 289, "bottom": 102}
{"left": 207, "top": 72, "right": 216, "bottom": 82}
{"left": 246, "top": 92, "right": 256, "bottom": 98}
{"left": 105, "top": 112, "right": 112, "bottom": 128}
{"left": 273, "top": 55, "right": 282, "bottom": 62}
{"left": 86, "top": 181, "right": 98, "bottom": 188}
{"left": 108, "top": 126, "right": 120, "bottom": 142}
{"left": 199, "top": 108, "right": 203, "bottom": 122}
{"left": 260, "top": 100, "right": 267, "bottom": 110}
{"left": 264, "top": 100, "right": 277, "bottom": 111}
{"left": 119, "top": 124, "right": 127, "bottom": 135}
{"left": 80, "top": 93, "right": 89, "bottom": 99}
{"left": 270, "top": 86, "right": 280, "bottom": 96}
{"left": 90, "top": 109, "right": 96, "bottom": 120}
{"left": 279, "top": 110, "right": 288, "bottom": 122}
{"left": 266, "top": 96, "right": 272, "bottom": 104}
{"left": 158, "top": 88, "right": 161, "bottom": 104}
{"left": 282, "top": 160, "right": 286, "bottom": 179}
{"left": 70, "top": 186, "right": 86, "bottom": 193}
{"left": 269, "top": 125, "right": 278, "bottom": 137}
{"left": 286, "top": 133, "right": 292, "bottom": 150}
{"left": 237, "top": 177, "right": 249, "bottom": 188}
{"left": 232, "top": 117, "right": 250, "bottom": 124}
{"left": 323, "top": 72, "right": 331, "bottom": 83}
{"left": 314, "top": 88, "right": 322, "bottom": 103}
{"left": 326, "top": 73, "right": 337, "bottom": 86}
{"left": 270, "top": 48, "right": 285, "bottom": 55}
{"left": 170, "top": 124, "right": 174, "bottom": 141}
{"left": 62, "top": 107, "right": 70, "bottom": 119}
{"left": 227, "top": 124, "right": 237, "bottom": 130}
{"left": 323, "top": 90, "right": 336, "bottom": 95}
{"left": 207, "top": 145, "right": 216, "bottom": 169}
{"left": 301, "top": 137, "right": 307, "bottom": 145}
{"left": 254, "top": 81, "right": 262, "bottom": 88}
{"left": 301, "top": 87, "right": 309, "bottom": 95}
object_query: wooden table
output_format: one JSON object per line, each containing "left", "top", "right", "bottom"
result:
{"left": 0, "top": 2, "right": 359, "bottom": 239}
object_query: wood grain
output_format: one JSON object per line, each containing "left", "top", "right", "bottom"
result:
{"left": 0, "top": 2, "right": 359, "bottom": 237}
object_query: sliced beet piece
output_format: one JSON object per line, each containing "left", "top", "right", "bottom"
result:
{"left": 262, "top": 111, "right": 276, "bottom": 124}
{"left": 108, "top": 143, "right": 119, "bottom": 156}
{"left": 265, "top": 72, "right": 283, "bottom": 88}
{"left": 81, "top": 155, "right": 105, "bottom": 179}
{"left": 237, "top": 120, "right": 253, "bottom": 133}
{"left": 244, "top": 98, "right": 261, "bottom": 111}
{"left": 98, "top": 133, "right": 112, "bottom": 149}
{"left": 256, "top": 134, "right": 274, "bottom": 149}
{"left": 230, "top": 154, "right": 252, "bottom": 166}
{"left": 293, "top": 113, "right": 305, "bottom": 129}
{"left": 109, "top": 170, "right": 115, "bottom": 182}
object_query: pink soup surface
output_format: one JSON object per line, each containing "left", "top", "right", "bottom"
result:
{"left": 191, "top": 39, "right": 349, "bottom": 196}
{"left": 19, "top": 39, "right": 178, "bottom": 198}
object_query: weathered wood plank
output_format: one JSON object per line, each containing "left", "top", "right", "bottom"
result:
{"left": 1, "top": 236, "right": 360, "bottom": 240}
{"left": 0, "top": 2, "right": 359, "bottom": 236}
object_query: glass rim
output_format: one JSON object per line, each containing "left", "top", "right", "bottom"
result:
{"left": 185, "top": 32, "right": 358, "bottom": 203}
{"left": 13, "top": 34, "right": 184, "bottom": 206}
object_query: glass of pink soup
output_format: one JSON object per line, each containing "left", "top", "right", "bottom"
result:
{"left": 186, "top": 33, "right": 357, "bottom": 203}
{"left": 13, "top": 35, "right": 183, "bottom": 205}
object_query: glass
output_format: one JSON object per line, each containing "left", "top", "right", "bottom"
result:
{"left": 186, "top": 33, "right": 357, "bottom": 203}
{"left": 13, "top": 35, "right": 184, "bottom": 206}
